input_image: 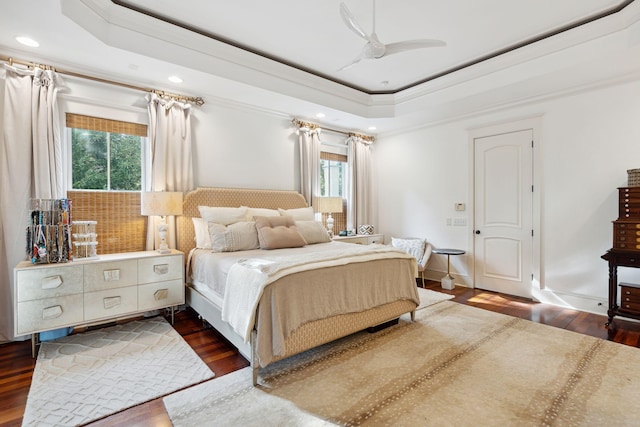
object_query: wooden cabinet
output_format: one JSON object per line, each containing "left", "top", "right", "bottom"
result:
{"left": 332, "top": 233, "right": 384, "bottom": 245}
{"left": 604, "top": 186, "right": 640, "bottom": 325}
{"left": 619, "top": 282, "right": 640, "bottom": 314}
{"left": 14, "top": 250, "right": 184, "bottom": 338}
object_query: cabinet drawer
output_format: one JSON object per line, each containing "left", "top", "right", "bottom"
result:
{"left": 620, "top": 301, "right": 640, "bottom": 314}
{"left": 368, "top": 235, "right": 384, "bottom": 244}
{"left": 16, "top": 294, "right": 84, "bottom": 335}
{"left": 16, "top": 265, "right": 83, "bottom": 302}
{"left": 84, "top": 286, "right": 138, "bottom": 322}
{"left": 138, "top": 255, "right": 182, "bottom": 284}
{"left": 138, "top": 279, "right": 184, "bottom": 311}
{"left": 84, "top": 260, "right": 138, "bottom": 292}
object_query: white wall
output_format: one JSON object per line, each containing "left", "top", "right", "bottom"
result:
{"left": 374, "top": 78, "right": 640, "bottom": 314}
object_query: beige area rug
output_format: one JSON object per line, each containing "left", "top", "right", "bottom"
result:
{"left": 164, "top": 301, "right": 640, "bottom": 426}
{"left": 22, "top": 316, "right": 214, "bottom": 427}
{"left": 416, "top": 287, "right": 454, "bottom": 309}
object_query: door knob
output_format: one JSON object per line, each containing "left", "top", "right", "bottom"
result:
{"left": 475, "top": 230, "right": 481, "bottom": 234}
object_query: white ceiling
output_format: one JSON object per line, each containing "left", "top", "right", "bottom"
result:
{"left": 1, "top": 0, "right": 639, "bottom": 134}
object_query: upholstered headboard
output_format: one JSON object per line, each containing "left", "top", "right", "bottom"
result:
{"left": 177, "top": 187, "right": 308, "bottom": 255}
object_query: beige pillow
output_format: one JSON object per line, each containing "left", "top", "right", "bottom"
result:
{"left": 295, "top": 220, "right": 331, "bottom": 244}
{"left": 254, "top": 215, "right": 307, "bottom": 249}
{"left": 278, "top": 207, "right": 315, "bottom": 221}
{"left": 198, "top": 206, "right": 248, "bottom": 226}
{"left": 208, "top": 221, "right": 260, "bottom": 252}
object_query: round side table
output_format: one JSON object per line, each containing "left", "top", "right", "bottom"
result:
{"left": 432, "top": 248, "right": 465, "bottom": 290}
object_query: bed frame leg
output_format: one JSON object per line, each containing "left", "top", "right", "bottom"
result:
{"left": 411, "top": 311, "right": 416, "bottom": 322}
{"left": 251, "top": 330, "right": 259, "bottom": 386}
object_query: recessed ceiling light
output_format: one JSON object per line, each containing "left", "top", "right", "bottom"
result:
{"left": 168, "top": 76, "right": 183, "bottom": 83}
{"left": 16, "top": 36, "right": 39, "bottom": 47}
{"left": 315, "top": 113, "right": 326, "bottom": 118}
{"left": 368, "top": 126, "right": 377, "bottom": 131}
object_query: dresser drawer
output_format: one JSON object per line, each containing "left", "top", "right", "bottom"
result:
{"left": 138, "top": 255, "right": 182, "bottom": 284}
{"left": 16, "top": 294, "right": 84, "bottom": 335}
{"left": 138, "top": 279, "right": 184, "bottom": 311}
{"left": 84, "top": 286, "right": 138, "bottom": 322}
{"left": 16, "top": 265, "right": 84, "bottom": 302}
{"left": 84, "top": 260, "right": 138, "bottom": 292}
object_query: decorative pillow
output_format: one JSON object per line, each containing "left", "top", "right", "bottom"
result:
{"left": 391, "top": 237, "right": 426, "bottom": 262}
{"left": 244, "top": 207, "right": 280, "bottom": 220}
{"left": 208, "top": 221, "right": 260, "bottom": 252}
{"left": 295, "top": 220, "right": 331, "bottom": 244}
{"left": 198, "top": 206, "right": 248, "bottom": 226}
{"left": 192, "top": 217, "right": 212, "bottom": 249}
{"left": 278, "top": 207, "right": 315, "bottom": 221}
{"left": 254, "top": 215, "right": 307, "bottom": 249}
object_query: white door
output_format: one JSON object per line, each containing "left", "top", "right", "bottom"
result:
{"left": 474, "top": 129, "right": 533, "bottom": 299}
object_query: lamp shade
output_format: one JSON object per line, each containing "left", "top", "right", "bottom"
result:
{"left": 316, "top": 196, "right": 343, "bottom": 214}
{"left": 141, "top": 191, "right": 183, "bottom": 216}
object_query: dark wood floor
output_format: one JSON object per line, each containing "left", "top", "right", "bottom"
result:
{"left": 2, "top": 281, "right": 639, "bottom": 426}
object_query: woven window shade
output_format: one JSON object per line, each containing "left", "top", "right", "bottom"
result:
{"left": 321, "top": 152, "right": 347, "bottom": 162}
{"left": 66, "top": 113, "right": 147, "bottom": 137}
{"left": 68, "top": 191, "right": 147, "bottom": 254}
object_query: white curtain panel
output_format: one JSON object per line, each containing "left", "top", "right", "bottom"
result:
{"left": 346, "top": 136, "right": 372, "bottom": 232}
{"left": 0, "top": 65, "right": 65, "bottom": 341}
{"left": 298, "top": 128, "right": 320, "bottom": 208}
{"left": 145, "top": 93, "right": 194, "bottom": 251}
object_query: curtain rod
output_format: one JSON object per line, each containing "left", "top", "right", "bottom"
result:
{"left": 1, "top": 56, "right": 205, "bottom": 106}
{"left": 291, "top": 118, "right": 375, "bottom": 143}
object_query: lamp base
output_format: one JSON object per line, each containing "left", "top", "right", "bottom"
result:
{"left": 156, "top": 247, "right": 172, "bottom": 254}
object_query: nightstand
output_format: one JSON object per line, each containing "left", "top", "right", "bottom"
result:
{"left": 333, "top": 233, "right": 384, "bottom": 245}
{"left": 14, "top": 250, "right": 185, "bottom": 356}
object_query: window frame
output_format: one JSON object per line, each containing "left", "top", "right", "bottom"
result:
{"left": 65, "top": 113, "right": 148, "bottom": 192}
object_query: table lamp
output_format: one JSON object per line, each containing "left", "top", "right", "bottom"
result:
{"left": 317, "top": 196, "right": 343, "bottom": 237}
{"left": 141, "top": 191, "right": 183, "bottom": 254}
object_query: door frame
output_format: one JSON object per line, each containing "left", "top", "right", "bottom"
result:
{"left": 467, "top": 116, "right": 543, "bottom": 295}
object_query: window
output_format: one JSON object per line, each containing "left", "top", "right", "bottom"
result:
{"left": 66, "top": 113, "right": 147, "bottom": 191}
{"left": 320, "top": 152, "right": 347, "bottom": 197}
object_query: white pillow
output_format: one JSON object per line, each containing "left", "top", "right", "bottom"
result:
{"left": 278, "top": 207, "right": 314, "bottom": 221}
{"left": 391, "top": 237, "right": 426, "bottom": 262}
{"left": 244, "top": 207, "right": 280, "bottom": 220}
{"left": 198, "top": 206, "right": 248, "bottom": 226}
{"left": 192, "top": 217, "right": 212, "bottom": 249}
{"left": 296, "top": 220, "right": 331, "bottom": 244}
{"left": 208, "top": 221, "right": 260, "bottom": 252}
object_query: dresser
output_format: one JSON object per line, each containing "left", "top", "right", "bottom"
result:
{"left": 333, "top": 233, "right": 384, "bottom": 245}
{"left": 14, "top": 250, "right": 184, "bottom": 352}
{"left": 603, "top": 186, "right": 640, "bottom": 325}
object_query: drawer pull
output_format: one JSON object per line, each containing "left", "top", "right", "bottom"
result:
{"left": 154, "top": 289, "right": 169, "bottom": 301}
{"left": 103, "top": 296, "right": 121, "bottom": 309}
{"left": 41, "top": 275, "right": 63, "bottom": 290}
{"left": 153, "top": 264, "right": 169, "bottom": 275}
{"left": 42, "top": 305, "right": 63, "bottom": 320}
{"left": 103, "top": 269, "right": 121, "bottom": 282}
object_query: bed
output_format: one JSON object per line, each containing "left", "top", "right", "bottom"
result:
{"left": 176, "top": 187, "right": 419, "bottom": 384}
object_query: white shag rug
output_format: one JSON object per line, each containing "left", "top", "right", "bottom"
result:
{"left": 416, "top": 287, "right": 454, "bottom": 309}
{"left": 22, "top": 316, "right": 214, "bottom": 427}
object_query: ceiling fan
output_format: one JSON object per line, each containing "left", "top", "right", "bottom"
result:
{"left": 339, "top": 0, "right": 446, "bottom": 70}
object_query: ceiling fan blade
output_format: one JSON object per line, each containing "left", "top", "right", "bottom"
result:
{"left": 339, "top": 2, "right": 370, "bottom": 42}
{"left": 338, "top": 55, "right": 363, "bottom": 71}
{"left": 384, "top": 39, "right": 447, "bottom": 56}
